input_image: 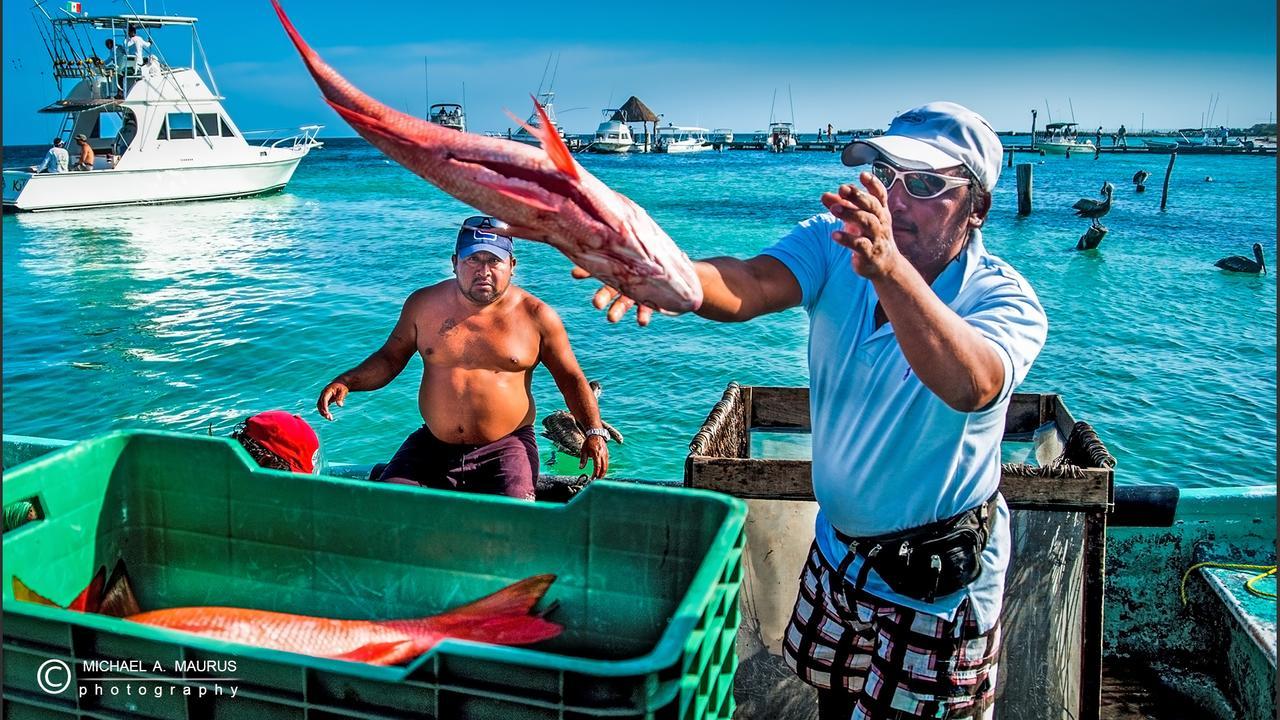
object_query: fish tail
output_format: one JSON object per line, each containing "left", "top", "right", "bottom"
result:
{"left": 270, "top": 0, "right": 446, "bottom": 153}
{"left": 391, "top": 575, "right": 562, "bottom": 650}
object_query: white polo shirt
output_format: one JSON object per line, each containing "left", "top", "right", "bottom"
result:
{"left": 763, "top": 214, "right": 1047, "bottom": 628}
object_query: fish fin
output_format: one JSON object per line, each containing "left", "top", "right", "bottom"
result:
{"left": 333, "top": 639, "right": 417, "bottom": 666}
{"left": 99, "top": 559, "right": 141, "bottom": 618}
{"left": 469, "top": 177, "right": 559, "bottom": 214}
{"left": 506, "top": 99, "right": 579, "bottom": 181}
{"left": 13, "top": 565, "right": 106, "bottom": 612}
{"left": 11, "top": 576, "right": 59, "bottom": 608}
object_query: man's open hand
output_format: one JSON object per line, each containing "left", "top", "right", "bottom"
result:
{"left": 580, "top": 434, "right": 609, "bottom": 479}
{"left": 820, "top": 171, "right": 903, "bottom": 280}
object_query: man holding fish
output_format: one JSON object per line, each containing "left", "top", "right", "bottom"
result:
{"left": 273, "top": 4, "right": 1043, "bottom": 715}
{"left": 585, "top": 104, "right": 1047, "bottom": 720}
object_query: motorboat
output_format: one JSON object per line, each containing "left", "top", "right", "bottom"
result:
{"left": 654, "top": 125, "right": 713, "bottom": 154}
{"left": 3, "top": 8, "right": 321, "bottom": 213}
{"left": 587, "top": 109, "right": 635, "bottom": 153}
{"left": 428, "top": 103, "right": 466, "bottom": 132}
{"left": 709, "top": 128, "right": 734, "bottom": 146}
{"left": 767, "top": 122, "right": 797, "bottom": 152}
{"left": 1037, "top": 122, "right": 1096, "bottom": 155}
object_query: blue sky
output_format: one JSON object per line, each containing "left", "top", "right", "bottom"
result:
{"left": 3, "top": 0, "right": 1276, "bottom": 145}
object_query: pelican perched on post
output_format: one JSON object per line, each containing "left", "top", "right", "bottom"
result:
{"left": 1072, "top": 182, "right": 1114, "bottom": 228}
{"left": 541, "top": 380, "right": 624, "bottom": 465}
{"left": 1132, "top": 170, "right": 1150, "bottom": 193}
{"left": 1214, "top": 243, "right": 1266, "bottom": 274}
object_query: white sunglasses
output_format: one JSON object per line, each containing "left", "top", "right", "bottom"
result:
{"left": 871, "top": 161, "right": 973, "bottom": 199}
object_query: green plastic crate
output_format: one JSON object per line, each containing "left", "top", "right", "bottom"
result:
{"left": 2, "top": 430, "right": 745, "bottom": 719}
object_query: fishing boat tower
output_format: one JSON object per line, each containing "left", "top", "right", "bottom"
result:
{"left": 3, "top": 4, "right": 322, "bottom": 213}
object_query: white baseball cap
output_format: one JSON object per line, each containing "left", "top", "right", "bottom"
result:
{"left": 841, "top": 101, "right": 1003, "bottom": 192}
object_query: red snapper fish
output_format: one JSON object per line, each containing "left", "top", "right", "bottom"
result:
{"left": 13, "top": 568, "right": 561, "bottom": 666}
{"left": 270, "top": 0, "right": 703, "bottom": 314}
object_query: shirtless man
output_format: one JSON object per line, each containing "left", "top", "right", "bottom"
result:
{"left": 316, "top": 216, "right": 608, "bottom": 500}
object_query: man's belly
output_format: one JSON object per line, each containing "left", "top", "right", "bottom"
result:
{"left": 418, "top": 368, "right": 535, "bottom": 444}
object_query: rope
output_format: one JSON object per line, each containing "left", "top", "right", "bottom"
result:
{"left": 3, "top": 502, "right": 36, "bottom": 532}
{"left": 1179, "top": 562, "right": 1278, "bottom": 605}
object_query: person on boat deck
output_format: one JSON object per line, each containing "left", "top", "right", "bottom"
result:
{"left": 575, "top": 102, "right": 1046, "bottom": 720}
{"left": 231, "top": 411, "right": 321, "bottom": 474}
{"left": 30, "top": 137, "right": 69, "bottom": 174}
{"left": 103, "top": 38, "right": 128, "bottom": 92}
{"left": 316, "top": 216, "right": 609, "bottom": 500}
{"left": 142, "top": 56, "right": 161, "bottom": 79}
{"left": 124, "top": 25, "right": 150, "bottom": 73}
{"left": 71, "top": 134, "right": 95, "bottom": 171}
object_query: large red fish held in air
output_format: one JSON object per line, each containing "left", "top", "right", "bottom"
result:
{"left": 13, "top": 568, "right": 561, "bottom": 666}
{"left": 270, "top": 0, "right": 703, "bottom": 314}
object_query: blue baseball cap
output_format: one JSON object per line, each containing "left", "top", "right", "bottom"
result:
{"left": 455, "top": 216, "right": 514, "bottom": 261}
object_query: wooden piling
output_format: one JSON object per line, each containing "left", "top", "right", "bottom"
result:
{"left": 1160, "top": 152, "right": 1177, "bottom": 210}
{"left": 1016, "top": 162, "right": 1033, "bottom": 215}
{"left": 1007, "top": 148, "right": 1014, "bottom": 168}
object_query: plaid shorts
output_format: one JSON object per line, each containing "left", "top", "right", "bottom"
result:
{"left": 782, "top": 542, "right": 1000, "bottom": 720}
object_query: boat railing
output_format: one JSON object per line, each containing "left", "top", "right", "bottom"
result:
{"left": 244, "top": 125, "right": 324, "bottom": 150}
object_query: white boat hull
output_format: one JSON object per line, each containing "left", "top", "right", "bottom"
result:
{"left": 658, "top": 142, "right": 713, "bottom": 154}
{"left": 1038, "top": 141, "right": 1096, "bottom": 155}
{"left": 3, "top": 155, "right": 307, "bottom": 213}
{"left": 588, "top": 141, "right": 635, "bottom": 154}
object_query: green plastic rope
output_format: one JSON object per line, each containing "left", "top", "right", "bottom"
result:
{"left": 1180, "top": 561, "right": 1278, "bottom": 605}
{"left": 3, "top": 501, "right": 36, "bottom": 532}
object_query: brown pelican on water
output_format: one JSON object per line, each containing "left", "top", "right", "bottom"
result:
{"left": 1131, "top": 170, "right": 1150, "bottom": 193}
{"left": 1072, "top": 182, "right": 1114, "bottom": 228}
{"left": 1214, "top": 243, "right": 1266, "bottom": 274}
{"left": 541, "top": 380, "right": 624, "bottom": 464}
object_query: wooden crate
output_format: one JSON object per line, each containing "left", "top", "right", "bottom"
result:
{"left": 686, "top": 383, "right": 1116, "bottom": 720}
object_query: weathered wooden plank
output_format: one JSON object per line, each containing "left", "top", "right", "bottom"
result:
{"left": 687, "top": 458, "right": 1111, "bottom": 509}
{"left": 1080, "top": 512, "right": 1108, "bottom": 720}
{"left": 1053, "top": 394, "right": 1079, "bottom": 439}
{"left": 749, "top": 386, "right": 810, "bottom": 429}
{"left": 1004, "top": 393, "right": 1046, "bottom": 435}
{"left": 1001, "top": 470, "right": 1112, "bottom": 510}
{"left": 686, "top": 457, "right": 813, "bottom": 499}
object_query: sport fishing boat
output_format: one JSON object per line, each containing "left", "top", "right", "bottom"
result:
{"left": 586, "top": 109, "right": 634, "bottom": 154}
{"left": 1038, "top": 122, "right": 1096, "bottom": 155}
{"left": 427, "top": 103, "right": 466, "bottom": 132}
{"left": 510, "top": 89, "right": 584, "bottom": 152}
{"left": 3, "top": 6, "right": 321, "bottom": 213}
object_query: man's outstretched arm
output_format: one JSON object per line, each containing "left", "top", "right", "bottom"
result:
{"left": 573, "top": 254, "right": 802, "bottom": 325}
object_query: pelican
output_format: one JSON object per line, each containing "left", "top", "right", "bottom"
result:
{"left": 1076, "top": 224, "right": 1108, "bottom": 251}
{"left": 1072, "top": 181, "right": 1114, "bottom": 228}
{"left": 1214, "top": 243, "right": 1266, "bottom": 274}
{"left": 1132, "top": 170, "right": 1150, "bottom": 193}
{"left": 540, "top": 380, "right": 624, "bottom": 465}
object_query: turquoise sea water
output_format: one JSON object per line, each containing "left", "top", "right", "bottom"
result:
{"left": 2, "top": 139, "right": 1275, "bottom": 487}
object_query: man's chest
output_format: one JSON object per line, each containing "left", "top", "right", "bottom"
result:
{"left": 418, "top": 312, "right": 539, "bottom": 371}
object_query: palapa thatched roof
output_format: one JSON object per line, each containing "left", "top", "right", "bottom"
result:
{"left": 614, "top": 96, "right": 659, "bottom": 123}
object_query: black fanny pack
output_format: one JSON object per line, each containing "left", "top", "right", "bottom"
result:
{"left": 833, "top": 493, "right": 998, "bottom": 604}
